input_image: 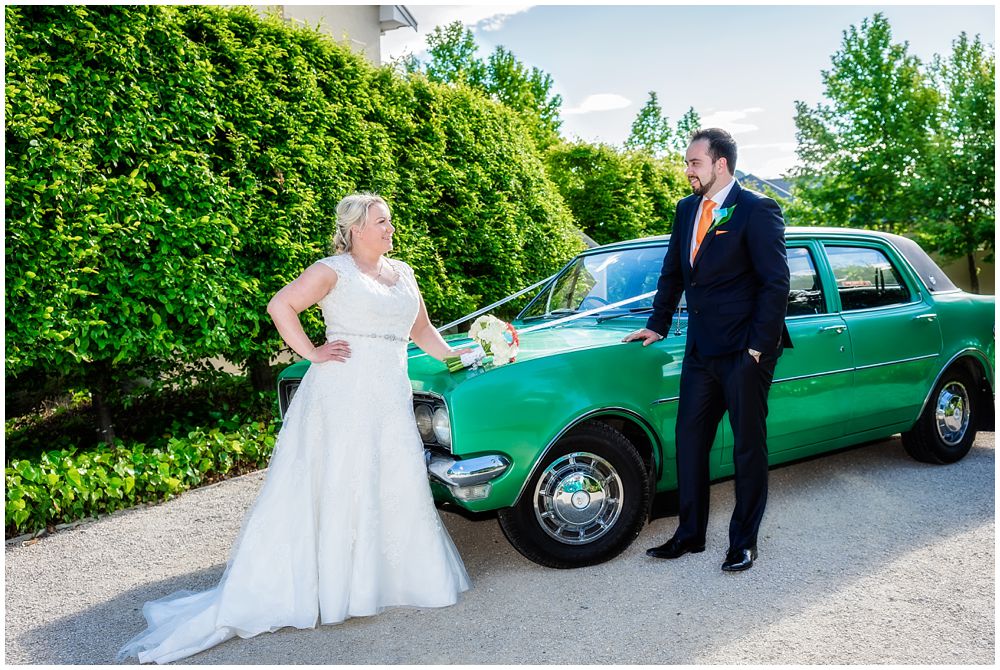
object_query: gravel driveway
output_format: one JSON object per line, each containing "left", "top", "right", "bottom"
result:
{"left": 6, "top": 432, "right": 994, "bottom": 664}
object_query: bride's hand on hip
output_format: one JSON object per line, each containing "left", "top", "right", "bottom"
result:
{"left": 308, "top": 339, "right": 351, "bottom": 363}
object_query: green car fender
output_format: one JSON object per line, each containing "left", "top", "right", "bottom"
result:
{"left": 419, "top": 330, "right": 685, "bottom": 511}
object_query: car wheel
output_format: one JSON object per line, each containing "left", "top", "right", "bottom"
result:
{"left": 901, "top": 366, "right": 978, "bottom": 464}
{"left": 497, "top": 421, "right": 649, "bottom": 568}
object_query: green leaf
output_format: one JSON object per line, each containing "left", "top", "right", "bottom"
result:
{"left": 66, "top": 468, "right": 84, "bottom": 487}
{"left": 15, "top": 461, "right": 40, "bottom": 482}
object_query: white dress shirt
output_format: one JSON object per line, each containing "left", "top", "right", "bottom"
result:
{"left": 690, "top": 178, "right": 737, "bottom": 263}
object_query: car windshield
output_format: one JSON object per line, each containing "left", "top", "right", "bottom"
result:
{"left": 519, "top": 245, "right": 673, "bottom": 320}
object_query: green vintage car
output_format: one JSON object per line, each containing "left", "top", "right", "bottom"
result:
{"left": 277, "top": 228, "right": 995, "bottom": 568}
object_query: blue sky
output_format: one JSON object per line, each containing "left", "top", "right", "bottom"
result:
{"left": 381, "top": 3, "right": 995, "bottom": 178}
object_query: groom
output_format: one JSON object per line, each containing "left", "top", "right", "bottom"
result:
{"left": 624, "top": 128, "right": 790, "bottom": 572}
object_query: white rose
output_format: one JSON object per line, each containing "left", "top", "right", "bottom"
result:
{"left": 494, "top": 339, "right": 517, "bottom": 365}
{"left": 469, "top": 316, "right": 489, "bottom": 339}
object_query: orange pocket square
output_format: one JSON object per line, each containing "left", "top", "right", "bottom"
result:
{"left": 715, "top": 229, "right": 730, "bottom": 235}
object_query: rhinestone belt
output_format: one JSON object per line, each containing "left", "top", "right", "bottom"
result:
{"left": 327, "top": 331, "right": 408, "bottom": 343}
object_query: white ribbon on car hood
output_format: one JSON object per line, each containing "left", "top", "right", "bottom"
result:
{"left": 436, "top": 273, "right": 557, "bottom": 333}
{"left": 517, "top": 290, "right": 658, "bottom": 335}
{"left": 412, "top": 290, "right": 662, "bottom": 361}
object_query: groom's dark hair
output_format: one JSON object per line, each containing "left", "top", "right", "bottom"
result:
{"left": 691, "top": 128, "right": 737, "bottom": 175}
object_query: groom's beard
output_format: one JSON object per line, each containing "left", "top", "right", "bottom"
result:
{"left": 690, "top": 172, "right": 716, "bottom": 197}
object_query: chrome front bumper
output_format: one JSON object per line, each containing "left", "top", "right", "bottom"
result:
{"left": 424, "top": 452, "right": 511, "bottom": 501}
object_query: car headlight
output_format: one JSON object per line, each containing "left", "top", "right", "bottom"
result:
{"left": 432, "top": 406, "right": 452, "bottom": 447}
{"left": 278, "top": 380, "right": 300, "bottom": 419}
{"left": 414, "top": 404, "right": 435, "bottom": 442}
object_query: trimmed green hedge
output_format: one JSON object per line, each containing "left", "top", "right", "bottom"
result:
{"left": 5, "top": 4, "right": 583, "bottom": 407}
{"left": 5, "top": 420, "right": 277, "bottom": 537}
{"left": 5, "top": 4, "right": 587, "bottom": 533}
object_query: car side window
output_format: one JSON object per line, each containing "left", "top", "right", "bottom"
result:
{"left": 825, "top": 245, "right": 911, "bottom": 311}
{"left": 786, "top": 247, "right": 826, "bottom": 316}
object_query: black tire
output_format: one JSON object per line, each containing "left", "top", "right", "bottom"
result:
{"left": 901, "top": 366, "right": 978, "bottom": 464}
{"left": 497, "top": 421, "right": 649, "bottom": 569}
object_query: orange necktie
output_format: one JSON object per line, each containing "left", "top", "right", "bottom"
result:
{"left": 692, "top": 199, "right": 716, "bottom": 263}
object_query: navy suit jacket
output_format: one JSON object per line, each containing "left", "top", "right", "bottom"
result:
{"left": 646, "top": 181, "right": 791, "bottom": 356}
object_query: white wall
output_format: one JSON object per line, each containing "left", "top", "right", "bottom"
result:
{"left": 254, "top": 5, "right": 383, "bottom": 64}
{"left": 934, "top": 250, "right": 995, "bottom": 295}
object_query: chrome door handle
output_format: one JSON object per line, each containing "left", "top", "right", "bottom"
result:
{"left": 912, "top": 313, "right": 938, "bottom": 322}
{"left": 819, "top": 325, "right": 846, "bottom": 334}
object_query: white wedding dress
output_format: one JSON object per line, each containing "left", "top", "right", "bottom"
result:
{"left": 118, "top": 254, "right": 470, "bottom": 664}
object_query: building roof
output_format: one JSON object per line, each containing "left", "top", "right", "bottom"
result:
{"left": 735, "top": 171, "right": 794, "bottom": 200}
{"left": 379, "top": 5, "right": 418, "bottom": 34}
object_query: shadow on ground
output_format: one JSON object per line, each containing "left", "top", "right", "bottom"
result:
{"left": 7, "top": 433, "right": 994, "bottom": 664}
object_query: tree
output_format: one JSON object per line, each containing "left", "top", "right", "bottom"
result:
{"left": 405, "top": 22, "right": 562, "bottom": 148}
{"left": 918, "top": 33, "right": 995, "bottom": 293}
{"left": 545, "top": 142, "right": 688, "bottom": 245}
{"left": 674, "top": 106, "right": 702, "bottom": 153}
{"left": 366, "top": 71, "right": 584, "bottom": 324}
{"left": 486, "top": 46, "right": 562, "bottom": 148}
{"left": 626, "top": 94, "right": 701, "bottom": 160}
{"left": 5, "top": 5, "right": 244, "bottom": 442}
{"left": 625, "top": 91, "right": 674, "bottom": 157}
{"left": 182, "top": 9, "right": 581, "bottom": 384}
{"left": 791, "top": 13, "right": 938, "bottom": 232}
{"left": 5, "top": 5, "right": 584, "bottom": 441}
{"left": 182, "top": 6, "right": 380, "bottom": 393}
{"left": 410, "top": 21, "right": 486, "bottom": 87}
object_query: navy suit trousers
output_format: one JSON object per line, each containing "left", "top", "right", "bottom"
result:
{"left": 673, "top": 344, "right": 778, "bottom": 550}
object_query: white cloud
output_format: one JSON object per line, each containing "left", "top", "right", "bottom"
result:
{"left": 739, "top": 141, "right": 800, "bottom": 177}
{"left": 381, "top": 5, "right": 535, "bottom": 64}
{"left": 755, "top": 155, "right": 801, "bottom": 179}
{"left": 699, "top": 108, "right": 764, "bottom": 134}
{"left": 562, "top": 93, "right": 632, "bottom": 116}
{"left": 478, "top": 11, "right": 526, "bottom": 32}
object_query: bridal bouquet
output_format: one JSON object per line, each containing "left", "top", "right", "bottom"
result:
{"left": 445, "top": 315, "right": 520, "bottom": 372}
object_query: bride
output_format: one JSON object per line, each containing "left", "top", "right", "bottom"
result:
{"left": 118, "top": 193, "right": 471, "bottom": 663}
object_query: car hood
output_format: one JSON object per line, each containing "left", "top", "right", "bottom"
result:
{"left": 408, "top": 317, "right": 687, "bottom": 394}
{"left": 276, "top": 317, "right": 688, "bottom": 394}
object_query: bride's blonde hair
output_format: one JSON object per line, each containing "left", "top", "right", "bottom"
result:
{"left": 333, "top": 192, "right": 388, "bottom": 253}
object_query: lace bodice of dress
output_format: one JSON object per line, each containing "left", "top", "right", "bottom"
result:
{"left": 316, "top": 254, "right": 419, "bottom": 343}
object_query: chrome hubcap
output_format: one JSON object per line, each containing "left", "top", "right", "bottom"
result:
{"left": 533, "top": 452, "right": 623, "bottom": 545}
{"left": 935, "top": 381, "right": 970, "bottom": 446}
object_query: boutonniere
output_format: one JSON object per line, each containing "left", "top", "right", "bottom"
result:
{"left": 708, "top": 204, "right": 737, "bottom": 234}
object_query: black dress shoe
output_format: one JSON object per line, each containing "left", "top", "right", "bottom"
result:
{"left": 721, "top": 546, "right": 758, "bottom": 572}
{"left": 646, "top": 537, "right": 706, "bottom": 559}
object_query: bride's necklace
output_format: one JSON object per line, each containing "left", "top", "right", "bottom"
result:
{"left": 351, "top": 253, "right": 386, "bottom": 280}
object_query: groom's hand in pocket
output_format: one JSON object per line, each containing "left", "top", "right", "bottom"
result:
{"left": 622, "top": 328, "right": 664, "bottom": 347}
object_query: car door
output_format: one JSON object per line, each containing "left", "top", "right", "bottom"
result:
{"left": 720, "top": 243, "right": 855, "bottom": 473}
{"left": 822, "top": 241, "right": 943, "bottom": 432}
